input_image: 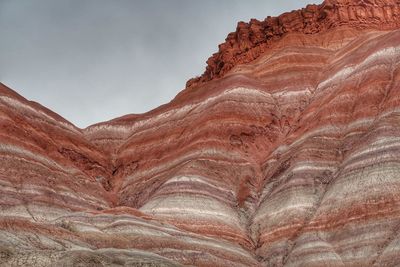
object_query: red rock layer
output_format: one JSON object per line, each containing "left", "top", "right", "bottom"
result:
{"left": 1, "top": 0, "right": 400, "bottom": 266}
{"left": 186, "top": 0, "right": 400, "bottom": 88}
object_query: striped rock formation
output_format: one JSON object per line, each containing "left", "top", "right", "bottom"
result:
{"left": 1, "top": 0, "right": 400, "bottom": 266}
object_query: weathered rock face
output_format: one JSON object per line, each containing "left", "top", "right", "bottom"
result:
{"left": 187, "top": 0, "right": 400, "bottom": 87}
{"left": 1, "top": 0, "right": 400, "bottom": 266}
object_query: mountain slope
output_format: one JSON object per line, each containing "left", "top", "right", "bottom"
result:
{"left": 1, "top": 0, "right": 400, "bottom": 266}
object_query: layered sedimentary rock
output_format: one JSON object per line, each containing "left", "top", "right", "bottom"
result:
{"left": 187, "top": 0, "right": 400, "bottom": 87}
{"left": 1, "top": 0, "right": 400, "bottom": 266}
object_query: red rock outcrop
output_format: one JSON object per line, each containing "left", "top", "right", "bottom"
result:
{"left": 1, "top": 0, "right": 400, "bottom": 266}
{"left": 187, "top": 0, "right": 400, "bottom": 87}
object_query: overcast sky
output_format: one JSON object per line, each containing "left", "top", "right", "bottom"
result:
{"left": 0, "top": 0, "right": 318, "bottom": 128}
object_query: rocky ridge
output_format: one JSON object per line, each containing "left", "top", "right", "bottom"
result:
{"left": 1, "top": 0, "right": 400, "bottom": 266}
{"left": 187, "top": 0, "right": 400, "bottom": 87}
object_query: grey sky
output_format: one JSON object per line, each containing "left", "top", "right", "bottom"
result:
{"left": 0, "top": 0, "right": 318, "bottom": 128}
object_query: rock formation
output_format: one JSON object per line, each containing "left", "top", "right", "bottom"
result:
{"left": 187, "top": 0, "right": 400, "bottom": 88}
{"left": 1, "top": 0, "right": 400, "bottom": 266}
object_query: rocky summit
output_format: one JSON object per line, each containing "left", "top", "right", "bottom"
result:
{"left": 1, "top": 0, "right": 400, "bottom": 266}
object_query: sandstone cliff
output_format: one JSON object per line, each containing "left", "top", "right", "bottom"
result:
{"left": 187, "top": 0, "right": 400, "bottom": 87}
{"left": 1, "top": 0, "right": 400, "bottom": 266}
